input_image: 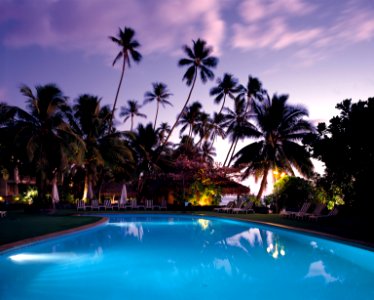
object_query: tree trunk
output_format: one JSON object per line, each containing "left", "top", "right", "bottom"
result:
{"left": 219, "top": 94, "right": 227, "bottom": 114}
{"left": 154, "top": 101, "right": 160, "bottom": 130}
{"left": 109, "top": 57, "right": 126, "bottom": 134}
{"left": 256, "top": 167, "right": 269, "bottom": 200}
{"left": 130, "top": 115, "right": 134, "bottom": 131}
{"left": 228, "top": 138, "right": 239, "bottom": 165}
{"left": 223, "top": 138, "right": 236, "bottom": 167}
{"left": 161, "top": 69, "right": 197, "bottom": 148}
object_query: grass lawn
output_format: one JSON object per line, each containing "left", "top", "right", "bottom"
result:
{"left": 0, "top": 209, "right": 372, "bottom": 249}
{"left": 0, "top": 210, "right": 101, "bottom": 246}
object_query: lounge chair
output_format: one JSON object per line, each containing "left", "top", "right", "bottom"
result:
{"left": 232, "top": 201, "right": 255, "bottom": 214}
{"left": 280, "top": 202, "right": 311, "bottom": 218}
{"left": 308, "top": 206, "right": 338, "bottom": 221}
{"left": 0, "top": 211, "right": 7, "bottom": 218}
{"left": 91, "top": 199, "right": 100, "bottom": 211}
{"left": 145, "top": 199, "right": 154, "bottom": 210}
{"left": 130, "top": 199, "right": 145, "bottom": 210}
{"left": 302, "top": 203, "right": 326, "bottom": 220}
{"left": 214, "top": 201, "right": 235, "bottom": 213}
{"left": 160, "top": 199, "right": 167, "bottom": 210}
{"left": 77, "top": 200, "right": 89, "bottom": 211}
{"left": 102, "top": 199, "right": 113, "bottom": 210}
{"left": 120, "top": 200, "right": 132, "bottom": 210}
{"left": 221, "top": 200, "right": 239, "bottom": 213}
{"left": 152, "top": 200, "right": 161, "bottom": 210}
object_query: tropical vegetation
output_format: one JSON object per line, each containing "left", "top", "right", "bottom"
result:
{"left": 0, "top": 26, "right": 372, "bottom": 217}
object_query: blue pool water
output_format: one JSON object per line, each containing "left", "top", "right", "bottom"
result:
{"left": 0, "top": 214, "right": 373, "bottom": 300}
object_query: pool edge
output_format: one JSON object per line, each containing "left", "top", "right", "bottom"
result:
{"left": 195, "top": 212, "right": 374, "bottom": 251}
{"left": 0, "top": 216, "right": 108, "bottom": 253}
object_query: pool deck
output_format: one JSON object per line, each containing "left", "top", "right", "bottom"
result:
{"left": 1, "top": 212, "right": 373, "bottom": 252}
{"left": 0, "top": 216, "right": 108, "bottom": 253}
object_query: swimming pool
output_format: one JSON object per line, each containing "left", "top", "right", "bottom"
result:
{"left": 0, "top": 214, "right": 373, "bottom": 299}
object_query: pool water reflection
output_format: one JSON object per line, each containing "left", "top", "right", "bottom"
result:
{"left": 0, "top": 214, "right": 373, "bottom": 300}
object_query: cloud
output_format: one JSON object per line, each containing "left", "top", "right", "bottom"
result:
{"left": 239, "top": 0, "right": 315, "bottom": 23}
{"left": 232, "top": 0, "right": 374, "bottom": 65}
{"left": 0, "top": 0, "right": 225, "bottom": 58}
{"left": 233, "top": 18, "right": 322, "bottom": 50}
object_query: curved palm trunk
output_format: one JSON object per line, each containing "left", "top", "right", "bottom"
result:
{"left": 196, "top": 132, "right": 208, "bottom": 147}
{"left": 154, "top": 101, "right": 160, "bottom": 130}
{"left": 223, "top": 137, "right": 236, "bottom": 167}
{"left": 109, "top": 57, "right": 126, "bottom": 133}
{"left": 161, "top": 70, "right": 197, "bottom": 148}
{"left": 256, "top": 166, "right": 269, "bottom": 200}
{"left": 219, "top": 94, "right": 227, "bottom": 114}
{"left": 228, "top": 138, "right": 239, "bottom": 165}
{"left": 188, "top": 123, "right": 193, "bottom": 139}
{"left": 130, "top": 114, "right": 134, "bottom": 131}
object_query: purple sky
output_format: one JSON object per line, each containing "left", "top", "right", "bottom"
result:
{"left": 1, "top": 0, "right": 374, "bottom": 170}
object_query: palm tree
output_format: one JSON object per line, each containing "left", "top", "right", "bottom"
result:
{"left": 210, "top": 73, "right": 239, "bottom": 113}
{"left": 120, "top": 100, "right": 147, "bottom": 131}
{"left": 72, "top": 94, "right": 133, "bottom": 200}
{"left": 143, "top": 82, "right": 173, "bottom": 129}
{"left": 199, "top": 141, "right": 216, "bottom": 164}
{"left": 162, "top": 38, "right": 218, "bottom": 147}
{"left": 223, "top": 97, "right": 259, "bottom": 166}
{"left": 109, "top": 27, "right": 142, "bottom": 133}
{"left": 9, "top": 84, "right": 83, "bottom": 207}
{"left": 156, "top": 122, "right": 171, "bottom": 145}
{"left": 237, "top": 75, "right": 265, "bottom": 112}
{"left": 129, "top": 123, "right": 173, "bottom": 196}
{"left": 196, "top": 112, "right": 226, "bottom": 147}
{"left": 179, "top": 101, "right": 203, "bottom": 139}
{"left": 233, "top": 94, "right": 315, "bottom": 200}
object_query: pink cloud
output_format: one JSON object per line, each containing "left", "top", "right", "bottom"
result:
{"left": 232, "top": 0, "right": 374, "bottom": 66}
{"left": 233, "top": 18, "right": 322, "bottom": 50}
{"left": 239, "top": 0, "right": 315, "bottom": 22}
{"left": 0, "top": 0, "right": 225, "bottom": 58}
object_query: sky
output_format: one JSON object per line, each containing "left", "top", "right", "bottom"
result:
{"left": 1, "top": 0, "right": 374, "bottom": 192}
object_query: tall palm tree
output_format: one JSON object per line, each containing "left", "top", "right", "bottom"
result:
{"left": 210, "top": 73, "right": 239, "bottom": 113}
{"left": 143, "top": 82, "right": 173, "bottom": 130}
{"left": 9, "top": 84, "right": 83, "bottom": 207}
{"left": 233, "top": 94, "right": 315, "bottom": 200}
{"left": 222, "top": 97, "right": 258, "bottom": 166}
{"left": 162, "top": 38, "right": 218, "bottom": 147}
{"left": 120, "top": 100, "right": 147, "bottom": 131}
{"left": 109, "top": 27, "right": 142, "bottom": 133}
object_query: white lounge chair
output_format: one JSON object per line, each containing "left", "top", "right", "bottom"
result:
{"left": 145, "top": 199, "right": 153, "bottom": 210}
{"left": 77, "top": 200, "right": 90, "bottom": 211}
{"left": 152, "top": 200, "right": 161, "bottom": 210}
{"left": 309, "top": 206, "right": 338, "bottom": 221}
{"left": 232, "top": 201, "right": 254, "bottom": 214}
{"left": 102, "top": 199, "right": 113, "bottom": 210}
{"left": 280, "top": 202, "right": 311, "bottom": 218}
{"left": 91, "top": 199, "right": 100, "bottom": 211}
{"left": 160, "top": 199, "right": 167, "bottom": 210}
{"left": 221, "top": 201, "right": 238, "bottom": 213}
{"left": 214, "top": 201, "right": 235, "bottom": 213}
{"left": 130, "top": 199, "right": 145, "bottom": 210}
{"left": 302, "top": 203, "right": 326, "bottom": 220}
